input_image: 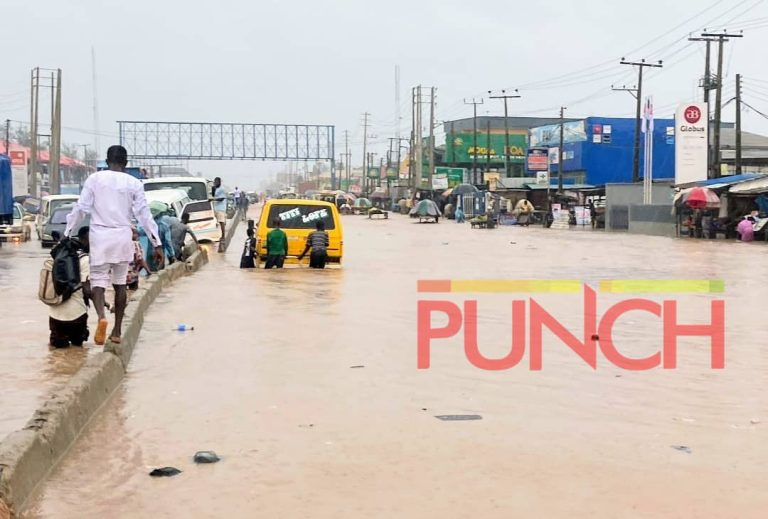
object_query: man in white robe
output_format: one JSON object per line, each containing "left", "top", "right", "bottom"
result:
{"left": 65, "top": 145, "right": 163, "bottom": 345}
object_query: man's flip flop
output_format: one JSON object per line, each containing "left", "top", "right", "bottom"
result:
{"left": 109, "top": 337, "right": 122, "bottom": 344}
{"left": 94, "top": 319, "right": 108, "bottom": 345}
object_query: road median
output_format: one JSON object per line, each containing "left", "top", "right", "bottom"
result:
{"left": 0, "top": 247, "right": 208, "bottom": 518}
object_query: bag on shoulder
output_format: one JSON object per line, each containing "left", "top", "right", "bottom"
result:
{"left": 39, "top": 238, "right": 83, "bottom": 306}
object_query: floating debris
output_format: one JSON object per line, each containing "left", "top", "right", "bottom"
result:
{"left": 149, "top": 467, "right": 182, "bottom": 477}
{"left": 350, "top": 365, "right": 365, "bottom": 369}
{"left": 435, "top": 415, "right": 482, "bottom": 421}
{"left": 671, "top": 445, "right": 692, "bottom": 454}
{"left": 193, "top": 451, "right": 221, "bottom": 464}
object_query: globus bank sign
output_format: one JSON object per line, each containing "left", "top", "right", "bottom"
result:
{"left": 675, "top": 102, "right": 708, "bottom": 185}
{"left": 417, "top": 279, "right": 725, "bottom": 371}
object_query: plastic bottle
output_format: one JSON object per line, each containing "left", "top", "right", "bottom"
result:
{"left": 175, "top": 324, "right": 194, "bottom": 332}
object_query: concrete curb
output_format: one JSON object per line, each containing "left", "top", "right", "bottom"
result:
{"left": 0, "top": 248, "right": 209, "bottom": 517}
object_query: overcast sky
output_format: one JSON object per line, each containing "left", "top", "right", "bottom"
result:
{"left": 2, "top": 0, "right": 767, "bottom": 190}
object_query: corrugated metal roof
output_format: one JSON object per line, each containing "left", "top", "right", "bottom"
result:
{"left": 526, "top": 183, "right": 595, "bottom": 190}
{"left": 728, "top": 176, "right": 768, "bottom": 194}
{"left": 676, "top": 173, "right": 764, "bottom": 188}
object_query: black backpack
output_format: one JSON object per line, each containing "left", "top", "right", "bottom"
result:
{"left": 49, "top": 238, "right": 83, "bottom": 302}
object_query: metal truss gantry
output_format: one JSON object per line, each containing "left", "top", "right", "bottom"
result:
{"left": 118, "top": 120, "right": 337, "bottom": 185}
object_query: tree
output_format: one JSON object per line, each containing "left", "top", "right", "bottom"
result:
{"left": 12, "top": 127, "right": 33, "bottom": 147}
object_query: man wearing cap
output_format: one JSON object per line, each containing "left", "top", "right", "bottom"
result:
{"left": 65, "top": 145, "right": 163, "bottom": 346}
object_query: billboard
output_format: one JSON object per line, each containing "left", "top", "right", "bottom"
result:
{"left": 432, "top": 174, "right": 448, "bottom": 190}
{"left": 9, "top": 150, "right": 28, "bottom": 197}
{"left": 445, "top": 133, "right": 527, "bottom": 163}
{"left": 434, "top": 167, "right": 465, "bottom": 187}
{"left": 527, "top": 148, "right": 549, "bottom": 171}
{"left": 675, "top": 103, "right": 708, "bottom": 185}
{"left": 530, "top": 121, "right": 586, "bottom": 147}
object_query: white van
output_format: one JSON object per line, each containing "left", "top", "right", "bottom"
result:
{"left": 37, "top": 194, "right": 79, "bottom": 243}
{"left": 143, "top": 177, "right": 221, "bottom": 242}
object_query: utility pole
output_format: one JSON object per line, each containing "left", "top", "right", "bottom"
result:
{"left": 558, "top": 106, "right": 566, "bottom": 193}
{"left": 29, "top": 67, "right": 40, "bottom": 197}
{"left": 701, "top": 31, "right": 743, "bottom": 178}
{"left": 428, "top": 86, "right": 435, "bottom": 190}
{"left": 414, "top": 85, "right": 423, "bottom": 190}
{"left": 361, "top": 112, "right": 370, "bottom": 193}
{"left": 620, "top": 58, "right": 663, "bottom": 183}
{"left": 91, "top": 47, "right": 100, "bottom": 157}
{"left": 80, "top": 144, "right": 89, "bottom": 179}
{"left": 344, "top": 130, "right": 351, "bottom": 190}
{"left": 486, "top": 119, "right": 492, "bottom": 175}
{"left": 489, "top": 89, "right": 520, "bottom": 177}
{"left": 50, "top": 69, "right": 62, "bottom": 195}
{"left": 735, "top": 73, "right": 743, "bottom": 175}
{"left": 689, "top": 36, "right": 714, "bottom": 177}
{"left": 409, "top": 87, "right": 415, "bottom": 189}
{"left": 464, "top": 98, "right": 484, "bottom": 185}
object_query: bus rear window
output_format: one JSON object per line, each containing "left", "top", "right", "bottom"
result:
{"left": 144, "top": 182, "right": 208, "bottom": 201}
{"left": 267, "top": 205, "right": 336, "bottom": 230}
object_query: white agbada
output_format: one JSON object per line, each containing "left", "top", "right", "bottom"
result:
{"left": 64, "top": 170, "right": 162, "bottom": 266}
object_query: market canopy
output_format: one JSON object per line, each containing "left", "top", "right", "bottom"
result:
{"left": 728, "top": 176, "right": 768, "bottom": 195}
{"left": 410, "top": 199, "right": 441, "bottom": 217}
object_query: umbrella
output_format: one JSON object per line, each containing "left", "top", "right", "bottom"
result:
{"left": 685, "top": 187, "right": 720, "bottom": 209}
{"left": 452, "top": 184, "right": 479, "bottom": 196}
{"left": 410, "top": 199, "right": 441, "bottom": 217}
{"left": 354, "top": 198, "right": 371, "bottom": 208}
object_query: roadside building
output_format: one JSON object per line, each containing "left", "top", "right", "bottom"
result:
{"left": 441, "top": 116, "right": 577, "bottom": 183}
{"left": 529, "top": 117, "right": 676, "bottom": 186}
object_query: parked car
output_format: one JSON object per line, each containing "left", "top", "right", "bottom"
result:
{"left": 143, "top": 177, "right": 221, "bottom": 242}
{"left": 42, "top": 205, "right": 89, "bottom": 248}
{"left": 36, "top": 194, "right": 79, "bottom": 241}
{"left": 0, "top": 203, "right": 32, "bottom": 242}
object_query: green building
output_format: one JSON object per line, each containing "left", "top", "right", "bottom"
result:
{"left": 440, "top": 116, "right": 579, "bottom": 183}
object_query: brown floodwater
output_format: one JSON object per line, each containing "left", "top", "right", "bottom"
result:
{"left": 0, "top": 238, "right": 96, "bottom": 442}
{"left": 19, "top": 209, "right": 768, "bottom": 518}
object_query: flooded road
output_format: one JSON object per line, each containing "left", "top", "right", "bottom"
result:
{"left": 0, "top": 239, "right": 97, "bottom": 441}
{"left": 20, "top": 211, "right": 768, "bottom": 518}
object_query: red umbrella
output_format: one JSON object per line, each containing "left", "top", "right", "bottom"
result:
{"left": 685, "top": 187, "right": 720, "bottom": 209}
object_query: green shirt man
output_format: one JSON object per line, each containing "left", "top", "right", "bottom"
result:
{"left": 265, "top": 219, "right": 288, "bottom": 269}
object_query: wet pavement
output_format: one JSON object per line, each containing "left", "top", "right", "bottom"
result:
{"left": 18, "top": 211, "right": 768, "bottom": 518}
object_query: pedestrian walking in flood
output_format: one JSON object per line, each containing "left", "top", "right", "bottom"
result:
{"left": 64, "top": 145, "right": 163, "bottom": 346}
{"left": 212, "top": 177, "right": 227, "bottom": 252}
{"left": 240, "top": 228, "right": 256, "bottom": 269}
{"left": 298, "top": 220, "right": 329, "bottom": 269}
{"left": 264, "top": 218, "right": 288, "bottom": 269}
{"left": 47, "top": 226, "right": 91, "bottom": 348}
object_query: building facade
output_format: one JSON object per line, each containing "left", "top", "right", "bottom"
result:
{"left": 530, "top": 117, "right": 676, "bottom": 186}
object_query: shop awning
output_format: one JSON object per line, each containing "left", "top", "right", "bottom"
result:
{"left": 729, "top": 176, "right": 768, "bottom": 195}
{"left": 525, "top": 183, "right": 595, "bottom": 190}
{"left": 676, "top": 173, "right": 764, "bottom": 189}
